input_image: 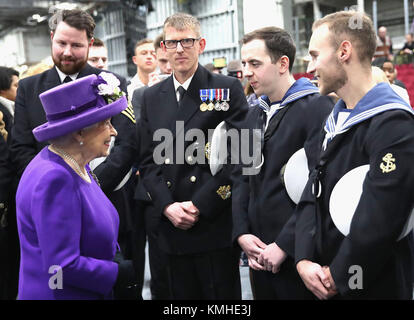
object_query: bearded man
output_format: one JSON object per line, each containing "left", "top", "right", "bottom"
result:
{"left": 11, "top": 9, "right": 136, "bottom": 188}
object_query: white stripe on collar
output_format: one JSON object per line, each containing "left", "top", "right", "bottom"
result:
{"left": 323, "top": 102, "right": 413, "bottom": 150}
{"left": 281, "top": 88, "right": 319, "bottom": 106}
{"left": 259, "top": 88, "right": 319, "bottom": 111}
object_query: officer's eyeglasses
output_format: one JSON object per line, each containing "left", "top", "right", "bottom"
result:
{"left": 163, "top": 38, "right": 201, "bottom": 49}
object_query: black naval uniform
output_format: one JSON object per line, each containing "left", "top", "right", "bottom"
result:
{"left": 232, "top": 78, "right": 333, "bottom": 299}
{"left": 293, "top": 83, "right": 414, "bottom": 299}
{"left": 132, "top": 86, "right": 170, "bottom": 300}
{"left": 139, "top": 64, "right": 249, "bottom": 299}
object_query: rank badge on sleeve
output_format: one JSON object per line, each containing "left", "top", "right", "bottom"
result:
{"left": 380, "top": 153, "right": 396, "bottom": 173}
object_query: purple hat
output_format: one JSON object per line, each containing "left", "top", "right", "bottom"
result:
{"left": 33, "top": 73, "right": 127, "bottom": 142}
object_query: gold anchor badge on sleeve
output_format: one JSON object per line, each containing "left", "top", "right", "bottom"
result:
{"left": 380, "top": 153, "right": 396, "bottom": 173}
{"left": 217, "top": 185, "right": 231, "bottom": 200}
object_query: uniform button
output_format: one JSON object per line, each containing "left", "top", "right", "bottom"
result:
{"left": 165, "top": 158, "right": 170, "bottom": 164}
{"left": 190, "top": 176, "right": 196, "bottom": 183}
{"left": 0, "top": 203, "right": 4, "bottom": 209}
{"left": 167, "top": 181, "right": 172, "bottom": 188}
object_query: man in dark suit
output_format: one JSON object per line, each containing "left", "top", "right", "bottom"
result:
{"left": 11, "top": 9, "right": 136, "bottom": 186}
{"left": 131, "top": 34, "right": 173, "bottom": 300}
{"left": 139, "top": 12, "right": 249, "bottom": 299}
{"left": 9, "top": 9, "right": 137, "bottom": 299}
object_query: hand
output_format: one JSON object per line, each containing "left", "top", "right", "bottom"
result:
{"left": 257, "top": 242, "right": 287, "bottom": 274}
{"left": 181, "top": 201, "right": 200, "bottom": 217}
{"left": 322, "top": 266, "right": 338, "bottom": 298}
{"left": 238, "top": 234, "right": 267, "bottom": 271}
{"left": 296, "top": 260, "right": 333, "bottom": 300}
{"left": 113, "top": 251, "right": 139, "bottom": 300}
{"left": 163, "top": 202, "right": 198, "bottom": 230}
{"left": 247, "top": 256, "right": 265, "bottom": 271}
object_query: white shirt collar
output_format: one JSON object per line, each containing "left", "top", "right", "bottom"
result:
{"left": 173, "top": 73, "right": 194, "bottom": 91}
{"left": 173, "top": 73, "right": 194, "bottom": 102}
{"left": 55, "top": 66, "right": 78, "bottom": 83}
{"left": 129, "top": 73, "right": 145, "bottom": 87}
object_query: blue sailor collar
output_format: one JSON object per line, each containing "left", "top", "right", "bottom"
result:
{"left": 258, "top": 77, "right": 319, "bottom": 112}
{"left": 323, "top": 82, "right": 414, "bottom": 149}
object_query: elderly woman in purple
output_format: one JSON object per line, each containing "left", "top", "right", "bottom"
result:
{"left": 16, "top": 73, "right": 136, "bottom": 299}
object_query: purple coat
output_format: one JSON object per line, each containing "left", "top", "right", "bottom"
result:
{"left": 16, "top": 147, "right": 119, "bottom": 299}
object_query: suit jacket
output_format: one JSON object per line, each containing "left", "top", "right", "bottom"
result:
{"left": 10, "top": 64, "right": 137, "bottom": 193}
{"left": 139, "top": 64, "right": 249, "bottom": 254}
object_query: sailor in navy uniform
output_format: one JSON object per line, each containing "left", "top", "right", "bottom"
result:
{"left": 233, "top": 26, "right": 333, "bottom": 300}
{"left": 293, "top": 11, "right": 414, "bottom": 300}
{"left": 294, "top": 82, "right": 414, "bottom": 299}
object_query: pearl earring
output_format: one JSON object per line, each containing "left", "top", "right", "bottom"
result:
{"left": 80, "top": 141, "right": 84, "bottom": 146}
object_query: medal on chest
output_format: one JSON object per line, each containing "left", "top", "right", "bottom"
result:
{"left": 199, "top": 89, "right": 208, "bottom": 112}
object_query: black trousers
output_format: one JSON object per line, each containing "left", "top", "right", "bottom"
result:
{"left": 166, "top": 247, "right": 241, "bottom": 300}
{"left": 0, "top": 222, "right": 8, "bottom": 299}
{"left": 250, "top": 257, "right": 314, "bottom": 300}
{"left": 5, "top": 198, "right": 19, "bottom": 300}
{"left": 144, "top": 204, "right": 170, "bottom": 300}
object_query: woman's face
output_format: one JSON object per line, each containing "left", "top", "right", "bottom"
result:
{"left": 81, "top": 119, "right": 117, "bottom": 160}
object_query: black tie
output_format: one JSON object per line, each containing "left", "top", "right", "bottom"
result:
{"left": 63, "top": 76, "right": 72, "bottom": 83}
{"left": 177, "top": 86, "right": 186, "bottom": 108}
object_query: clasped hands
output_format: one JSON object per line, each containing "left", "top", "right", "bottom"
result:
{"left": 164, "top": 201, "right": 200, "bottom": 230}
{"left": 238, "top": 234, "right": 287, "bottom": 274}
{"left": 296, "top": 260, "right": 338, "bottom": 300}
